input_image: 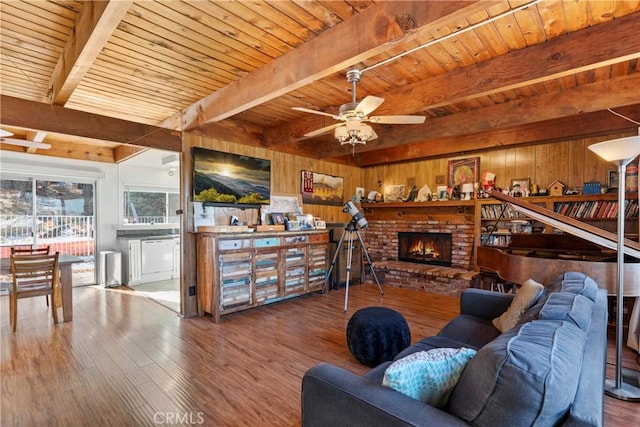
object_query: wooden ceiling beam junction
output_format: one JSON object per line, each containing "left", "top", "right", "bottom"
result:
{"left": 44, "top": 0, "right": 133, "bottom": 105}
{"left": 171, "top": 1, "right": 488, "bottom": 131}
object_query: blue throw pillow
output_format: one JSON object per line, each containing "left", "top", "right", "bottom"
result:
{"left": 382, "top": 347, "right": 477, "bottom": 407}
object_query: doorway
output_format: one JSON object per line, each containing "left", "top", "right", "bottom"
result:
{"left": 0, "top": 176, "right": 96, "bottom": 285}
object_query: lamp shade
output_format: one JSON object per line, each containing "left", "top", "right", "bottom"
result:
{"left": 588, "top": 136, "right": 640, "bottom": 162}
{"left": 461, "top": 183, "right": 475, "bottom": 193}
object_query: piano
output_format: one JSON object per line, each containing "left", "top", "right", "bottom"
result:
{"left": 477, "top": 192, "right": 640, "bottom": 296}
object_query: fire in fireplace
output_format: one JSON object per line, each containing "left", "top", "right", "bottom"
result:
{"left": 398, "top": 232, "right": 452, "bottom": 266}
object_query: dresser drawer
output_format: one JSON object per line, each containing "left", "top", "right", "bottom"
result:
{"left": 253, "top": 237, "right": 281, "bottom": 248}
{"left": 218, "top": 239, "right": 251, "bottom": 251}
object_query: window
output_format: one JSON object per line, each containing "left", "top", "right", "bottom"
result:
{"left": 123, "top": 187, "right": 179, "bottom": 225}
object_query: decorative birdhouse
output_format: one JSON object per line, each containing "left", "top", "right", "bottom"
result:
{"left": 547, "top": 180, "right": 566, "bottom": 196}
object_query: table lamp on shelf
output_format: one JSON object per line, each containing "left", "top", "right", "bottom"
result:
{"left": 461, "top": 183, "right": 475, "bottom": 200}
{"left": 588, "top": 134, "right": 640, "bottom": 402}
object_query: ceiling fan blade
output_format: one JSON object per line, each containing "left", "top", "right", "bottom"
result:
{"left": 369, "top": 115, "right": 426, "bottom": 124}
{"left": 304, "top": 122, "right": 342, "bottom": 137}
{"left": 369, "top": 127, "right": 378, "bottom": 141}
{"left": 0, "top": 137, "right": 51, "bottom": 149}
{"left": 355, "top": 96, "right": 384, "bottom": 116}
{"left": 292, "top": 106, "right": 337, "bottom": 119}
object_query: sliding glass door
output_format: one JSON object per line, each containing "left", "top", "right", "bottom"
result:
{"left": 1, "top": 176, "right": 96, "bottom": 285}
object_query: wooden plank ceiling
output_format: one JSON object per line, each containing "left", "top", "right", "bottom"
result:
{"left": 1, "top": 0, "right": 639, "bottom": 166}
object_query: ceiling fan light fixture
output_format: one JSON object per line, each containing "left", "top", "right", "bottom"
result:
{"left": 360, "top": 124, "right": 373, "bottom": 141}
{"left": 295, "top": 69, "right": 425, "bottom": 148}
{"left": 346, "top": 119, "right": 360, "bottom": 133}
{"left": 335, "top": 125, "right": 348, "bottom": 142}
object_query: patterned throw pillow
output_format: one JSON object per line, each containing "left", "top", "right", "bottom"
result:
{"left": 492, "top": 278, "right": 544, "bottom": 332}
{"left": 382, "top": 347, "right": 477, "bottom": 407}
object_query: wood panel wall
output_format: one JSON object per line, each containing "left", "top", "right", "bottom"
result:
{"left": 180, "top": 133, "right": 363, "bottom": 316}
{"left": 181, "top": 131, "right": 638, "bottom": 317}
{"left": 362, "top": 133, "right": 635, "bottom": 196}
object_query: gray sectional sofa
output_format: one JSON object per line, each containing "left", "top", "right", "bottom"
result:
{"left": 302, "top": 272, "right": 607, "bottom": 426}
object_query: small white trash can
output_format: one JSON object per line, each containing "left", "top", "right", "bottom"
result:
{"left": 99, "top": 250, "right": 122, "bottom": 287}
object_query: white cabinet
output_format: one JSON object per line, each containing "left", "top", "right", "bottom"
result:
{"left": 173, "top": 238, "right": 180, "bottom": 278}
{"left": 119, "top": 236, "right": 180, "bottom": 285}
{"left": 121, "top": 239, "right": 142, "bottom": 285}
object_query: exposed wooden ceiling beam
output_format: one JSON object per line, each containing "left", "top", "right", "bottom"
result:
{"left": 1, "top": 95, "right": 182, "bottom": 151}
{"left": 44, "top": 1, "right": 133, "bottom": 105}
{"left": 0, "top": 139, "right": 117, "bottom": 163}
{"left": 348, "top": 105, "right": 640, "bottom": 166}
{"left": 263, "top": 12, "right": 640, "bottom": 148}
{"left": 114, "top": 145, "right": 147, "bottom": 163}
{"left": 169, "top": 0, "right": 488, "bottom": 131}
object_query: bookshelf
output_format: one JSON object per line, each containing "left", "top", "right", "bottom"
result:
{"left": 476, "top": 194, "right": 640, "bottom": 250}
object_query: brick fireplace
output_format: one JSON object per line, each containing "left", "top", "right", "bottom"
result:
{"left": 360, "top": 203, "right": 476, "bottom": 296}
{"left": 398, "top": 232, "right": 452, "bottom": 266}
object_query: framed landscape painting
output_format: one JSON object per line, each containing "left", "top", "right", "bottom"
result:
{"left": 301, "top": 170, "right": 344, "bottom": 206}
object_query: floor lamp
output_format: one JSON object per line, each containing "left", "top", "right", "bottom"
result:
{"left": 589, "top": 135, "right": 640, "bottom": 402}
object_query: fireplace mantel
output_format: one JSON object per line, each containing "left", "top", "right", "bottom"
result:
{"left": 361, "top": 200, "right": 474, "bottom": 222}
{"left": 361, "top": 200, "right": 474, "bottom": 209}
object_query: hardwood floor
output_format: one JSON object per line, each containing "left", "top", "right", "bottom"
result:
{"left": 1, "top": 284, "right": 638, "bottom": 426}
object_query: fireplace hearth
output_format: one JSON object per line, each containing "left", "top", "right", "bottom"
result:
{"left": 398, "top": 232, "right": 452, "bottom": 266}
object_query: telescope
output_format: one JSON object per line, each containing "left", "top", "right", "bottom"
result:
{"left": 327, "top": 200, "right": 382, "bottom": 312}
{"left": 343, "top": 201, "right": 368, "bottom": 229}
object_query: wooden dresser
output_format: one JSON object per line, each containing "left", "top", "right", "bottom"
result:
{"left": 196, "top": 230, "right": 328, "bottom": 322}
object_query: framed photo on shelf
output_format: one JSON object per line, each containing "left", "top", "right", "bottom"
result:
{"left": 607, "top": 169, "right": 619, "bottom": 191}
{"left": 510, "top": 178, "right": 530, "bottom": 192}
{"left": 448, "top": 157, "right": 480, "bottom": 188}
{"left": 270, "top": 212, "right": 286, "bottom": 226}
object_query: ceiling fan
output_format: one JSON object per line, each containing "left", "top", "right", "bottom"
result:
{"left": 0, "top": 129, "right": 51, "bottom": 149}
{"left": 292, "top": 69, "right": 426, "bottom": 146}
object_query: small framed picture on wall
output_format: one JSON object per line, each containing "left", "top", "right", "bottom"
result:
{"left": 607, "top": 169, "right": 619, "bottom": 191}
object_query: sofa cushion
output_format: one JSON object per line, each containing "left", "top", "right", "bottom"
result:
{"left": 382, "top": 348, "right": 477, "bottom": 408}
{"left": 449, "top": 319, "right": 586, "bottom": 427}
{"left": 492, "top": 278, "right": 544, "bottom": 332}
{"left": 438, "top": 314, "right": 502, "bottom": 348}
{"left": 538, "top": 292, "right": 593, "bottom": 330}
{"left": 558, "top": 272, "right": 598, "bottom": 302}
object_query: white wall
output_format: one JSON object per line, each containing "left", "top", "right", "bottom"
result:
{"left": 0, "top": 149, "right": 179, "bottom": 252}
{"left": 118, "top": 161, "right": 180, "bottom": 231}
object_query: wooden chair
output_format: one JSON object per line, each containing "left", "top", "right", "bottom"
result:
{"left": 11, "top": 246, "right": 50, "bottom": 255}
{"left": 9, "top": 252, "right": 60, "bottom": 332}
{"left": 11, "top": 246, "right": 51, "bottom": 306}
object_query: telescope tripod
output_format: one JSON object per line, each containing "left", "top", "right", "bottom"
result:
{"left": 325, "top": 219, "right": 383, "bottom": 312}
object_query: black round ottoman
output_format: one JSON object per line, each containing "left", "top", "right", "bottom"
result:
{"left": 346, "top": 306, "right": 411, "bottom": 367}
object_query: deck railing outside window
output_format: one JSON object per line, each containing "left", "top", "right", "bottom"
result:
{"left": 0, "top": 214, "right": 94, "bottom": 258}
